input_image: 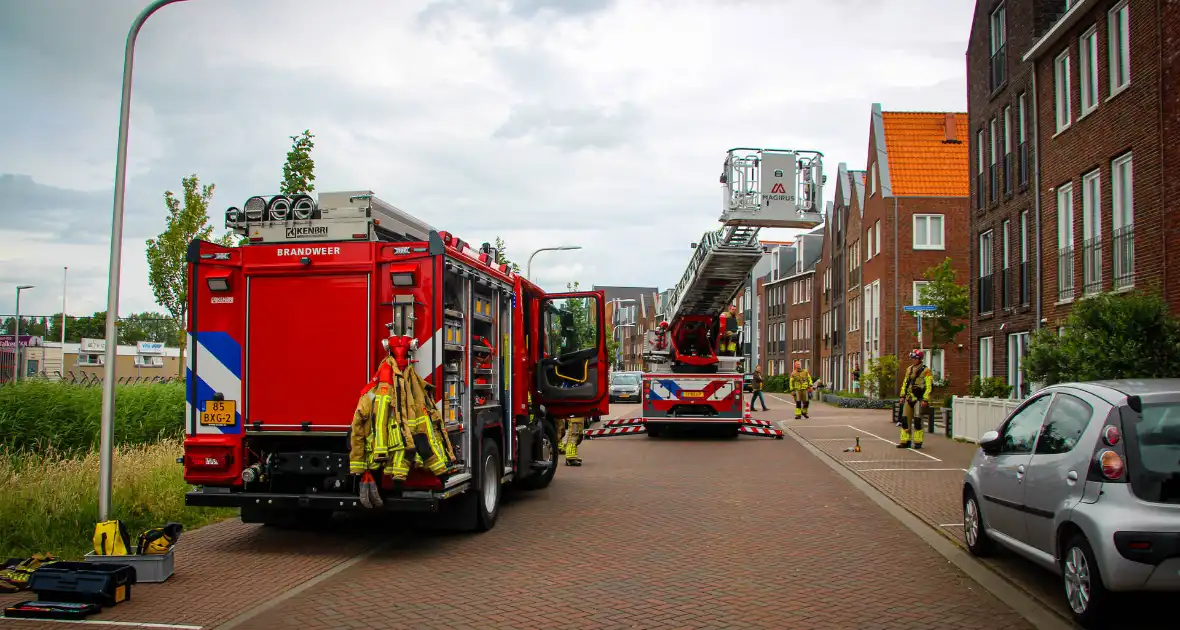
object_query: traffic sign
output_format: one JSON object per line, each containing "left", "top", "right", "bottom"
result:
{"left": 903, "top": 305, "right": 937, "bottom": 312}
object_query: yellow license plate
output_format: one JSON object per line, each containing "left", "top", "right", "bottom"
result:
{"left": 682, "top": 391, "right": 704, "bottom": 398}
{"left": 200, "top": 400, "right": 236, "bottom": 426}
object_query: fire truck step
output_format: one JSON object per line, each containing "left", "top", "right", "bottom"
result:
{"left": 738, "top": 425, "right": 784, "bottom": 439}
{"left": 603, "top": 417, "right": 645, "bottom": 427}
{"left": 584, "top": 425, "right": 647, "bottom": 439}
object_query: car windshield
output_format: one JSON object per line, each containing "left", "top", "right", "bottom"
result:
{"left": 1122, "top": 402, "right": 1180, "bottom": 504}
{"left": 612, "top": 374, "right": 640, "bottom": 385}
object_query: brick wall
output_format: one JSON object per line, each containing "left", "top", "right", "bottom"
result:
{"left": 1034, "top": 0, "right": 1164, "bottom": 327}
{"left": 1163, "top": 0, "right": 1180, "bottom": 311}
{"left": 784, "top": 272, "right": 816, "bottom": 373}
{"left": 844, "top": 181, "right": 864, "bottom": 381}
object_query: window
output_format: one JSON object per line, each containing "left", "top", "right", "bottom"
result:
{"left": 875, "top": 220, "right": 881, "bottom": 254}
{"left": 1082, "top": 170, "right": 1102, "bottom": 295}
{"left": 866, "top": 225, "right": 874, "bottom": 259}
{"left": 1003, "top": 106, "right": 1012, "bottom": 156}
{"left": 870, "top": 167, "right": 878, "bottom": 196}
{"left": 1007, "top": 331, "right": 1031, "bottom": 399}
{"left": 77, "top": 353, "right": 103, "bottom": 366}
{"left": 1109, "top": 0, "right": 1130, "bottom": 93}
{"left": 989, "top": 117, "right": 999, "bottom": 201}
{"left": 1079, "top": 27, "right": 1099, "bottom": 115}
{"left": 1036, "top": 393, "right": 1093, "bottom": 454}
{"left": 976, "top": 128, "right": 986, "bottom": 208}
{"left": 999, "top": 395, "right": 1052, "bottom": 454}
{"left": 1057, "top": 183, "right": 1075, "bottom": 301}
{"left": 913, "top": 214, "right": 944, "bottom": 250}
{"left": 990, "top": 4, "right": 1007, "bottom": 89}
{"left": 913, "top": 280, "right": 930, "bottom": 305}
{"left": 1112, "top": 152, "right": 1135, "bottom": 289}
{"left": 1054, "top": 51, "right": 1071, "bottom": 132}
{"left": 979, "top": 336, "right": 993, "bottom": 378}
{"left": 1002, "top": 219, "right": 1011, "bottom": 307}
{"left": 1017, "top": 92, "right": 1029, "bottom": 186}
{"left": 919, "top": 348, "right": 946, "bottom": 382}
{"left": 979, "top": 230, "right": 994, "bottom": 313}
{"left": 1020, "top": 210, "right": 1030, "bottom": 305}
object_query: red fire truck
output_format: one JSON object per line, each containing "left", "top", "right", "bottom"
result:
{"left": 182, "top": 190, "right": 608, "bottom": 531}
{"left": 587, "top": 148, "right": 825, "bottom": 441}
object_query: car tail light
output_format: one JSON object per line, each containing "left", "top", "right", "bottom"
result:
{"left": 1099, "top": 449, "right": 1125, "bottom": 480}
{"left": 1102, "top": 425, "right": 1121, "bottom": 446}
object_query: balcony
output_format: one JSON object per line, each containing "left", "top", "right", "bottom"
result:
{"left": 978, "top": 273, "right": 994, "bottom": 314}
{"left": 1113, "top": 224, "right": 1135, "bottom": 290}
{"left": 1020, "top": 261, "right": 1030, "bottom": 305}
{"left": 1003, "top": 153, "right": 1013, "bottom": 196}
{"left": 1058, "top": 245, "right": 1075, "bottom": 302}
{"left": 1082, "top": 237, "right": 1102, "bottom": 296}
{"left": 1018, "top": 142, "right": 1030, "bottom": 187}
{"left": 990, "top": 46, "right": 1006, "bottom": 91}
{"left": 1001, "top": 266, "right": 1014, "bottom": 309}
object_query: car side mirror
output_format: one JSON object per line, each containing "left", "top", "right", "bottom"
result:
{"left": 979, "top": 430, "right": 1002, "bottom": 455}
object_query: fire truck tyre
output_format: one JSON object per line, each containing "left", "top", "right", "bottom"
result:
{"left": 473, "top": 437, "right": 502, "bottom": 531}
{"left": 521, "top": 419, "right": 559, "bottom": 491}
{"left": 646, "top": 423, "right": 662, "bottom": 438}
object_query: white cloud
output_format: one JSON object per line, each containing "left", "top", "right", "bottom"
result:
{"left": 0, "top": 0, "right": 974, "bottom": 317}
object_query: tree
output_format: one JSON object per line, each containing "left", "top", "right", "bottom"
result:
{"left": 280, "top": 129, "right": 316, "bottom": 195}
{"left": 147, "top": 174, "right": 218, "bottom": 378}
{"left": 493, "top": 236, "right": 522, "bottom": 273}
{"left": 1024, "top": 290, "right": 1180, "bottom": 386}
{"left": 917, "top": 257, "right": 969, "bottom": 354}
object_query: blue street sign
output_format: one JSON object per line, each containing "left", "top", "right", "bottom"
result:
{"left": 903, "top": 305, "right": 937, "bottom": 312}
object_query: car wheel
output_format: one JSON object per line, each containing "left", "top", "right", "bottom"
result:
{"left": 963, "top": 488, "right": 992, "bottom": 556}
{"left": 1061, "top": 534, "right": 1111, "bottom": 629}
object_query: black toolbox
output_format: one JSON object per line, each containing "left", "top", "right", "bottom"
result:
{"left": 28, "top": 562, "right": 136, "bottom": 607}
{"left": 4, "top": 600, "right": 101, "bottom": 620}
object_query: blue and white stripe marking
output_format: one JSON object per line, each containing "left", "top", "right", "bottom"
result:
{"left": 185, "top": 331, "right": 243, "bottom": 435}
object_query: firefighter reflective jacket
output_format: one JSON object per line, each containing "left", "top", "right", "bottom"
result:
{"left": 789, "top": 369, "right": 813, "bottom": 392}
{"left": 900, "top": 364, "right": 933, "bottom": 402}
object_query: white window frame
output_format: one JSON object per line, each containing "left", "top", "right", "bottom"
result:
{"left": 913, "top": 214, "right": 945, "bottom": 250}
{"left": 1055, "top": 50, "right": 1072, "bottom": 133}
{"left": 1008, "top": 331, "right": 1031, "bottom": 400}
{"left": 1082, "top": 170, "right": 1102, "bottom": 244}
{"left": 979, "top": 230, "right": 994, "bottom": 279}
{"left": 1002, "top": 219, "right": 1011, "bottom": 270}
{"left": 1108, "top": 0, "right": 1130, "bottom": 95}
{"left": 1079, "top": 27, "right": 1099, "bottom": 115}
{"left": 989, "top": 118, "right": 998, "bottom": 165}
{"left": 976, "top": 129, "right": 986, "bottom": 174}
{"left": 1020, "top": 211, "right": 1028, "bottom": 263}
{"left": 919, "top": 347, "right": 946, "bottom": 382}
{"left": 77, "top": 353, "right": 104, "bottom": 366}
{"left": 1112, "top": 152, "right": 1134, "bottom": 230}
{"left": 875, "top": 220, "right": 881, "bottom": 254}
{"left": 1017, "top": 93, "right": 1026, "bottom": 143}
{"left": 913, "top": 280, "right": 930, "bottom": 305}
{"left": 979, "top": 336, "right": 994, "bottom": 379}
{"left": 1003, "top": 106, "right": 1012, "bottom": 156}
{"left": 990, "top": 5, "right": 1006, "bottom": 55}
{"left": 1057, "top": 183, "right": 1075, "bottom": 249}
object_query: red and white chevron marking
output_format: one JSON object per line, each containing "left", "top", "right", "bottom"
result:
{"left": 741, "top": 418, "right": 773, "bottom": 427}
{"left": 584, "top": 425, "right": 647, "bottom": 438}
{"left": 603, "top": 417, "right": 645, "bottom": 427}
{"left": 738, "top": 425, "right": 784, "bottom": 438}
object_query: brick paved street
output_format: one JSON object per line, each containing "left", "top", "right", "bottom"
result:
{"left": 777, "top": 394, "right": 1172, "bottom": 630}
{"left": 0, "top": 402, "right": 1045, "bottom": 629}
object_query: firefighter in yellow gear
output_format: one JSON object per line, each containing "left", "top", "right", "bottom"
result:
{"left": 563, "top": 417, "right": 584, "bottom": 466}
{"left": 554, "top": 416, "right": 567, "bottom": 457}
{"left": 789, "top": 360, "right": 814, "bottom": 419}
{"left": 717, "top": 305, "right": 742, "bottom": 356}
{"left": 898, "top": 348, "right": 933, "bottom": 449}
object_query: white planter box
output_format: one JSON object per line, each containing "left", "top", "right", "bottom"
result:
{"left": 950, "top": 396, "right": 1022, "bottom": 443}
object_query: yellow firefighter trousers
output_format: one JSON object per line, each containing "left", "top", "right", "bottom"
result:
{"left": 792, "top": 389, "right": 810, "bottom": 418}
{"left": 900, "top": 397, "right": 925, "bottom": 446}
{"left": 564, "top": 418, "right": 584, "bottom": 464}
{"left": 555, "top": 417, "right": 567, "bottom": 456}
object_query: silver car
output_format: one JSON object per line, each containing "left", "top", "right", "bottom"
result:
{"left": 609, "top": 372, "right": 642, "bottom": 403}
{"left": 961, "top": 379, "right": 1180, "bottom": 629}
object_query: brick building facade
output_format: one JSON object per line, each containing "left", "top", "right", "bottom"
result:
{"left": 817, "top": 165, "right": 868, "bottom": 392}
{"left": 858, "top": 104, "right": 973, "bottom": 396}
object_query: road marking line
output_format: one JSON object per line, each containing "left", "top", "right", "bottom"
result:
{"left": 0, "top": 621, "right": 202, "bottom": 629}
{"left": 940, "top": 523, "right": 964, "bottom": 527}
{"left": 858, "top": 468, "right": 968, "bottom": 472}
{"left": 844, "top": 459, "right": 924, "bottom": 463}
{"left": 806, "top": 437, "right": 856, "bottom": 441}
{"left": 787, "top": 425, "right": 848, "bottom": 429}
{"left": 844, "top": 426, "right": 943, "bottom": 462}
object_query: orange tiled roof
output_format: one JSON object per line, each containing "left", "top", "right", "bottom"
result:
{"left": 881, "top": 112, "right": 970, "bottom": 197}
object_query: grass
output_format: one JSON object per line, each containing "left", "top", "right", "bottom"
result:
{"left": 0, "top": 380, "right": 185, "bottom": 455}
{"left": 0, "top": 439, "right": 235, "bottom": 561}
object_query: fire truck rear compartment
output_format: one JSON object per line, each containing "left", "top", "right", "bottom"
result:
{"left": 245, "top": 273, "right": 371, "bottom": 432}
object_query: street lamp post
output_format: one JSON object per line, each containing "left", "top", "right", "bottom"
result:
{"left": 99, "top": 0, "right": 190, "bottom": 522}
{"left": 13, "top": 285, "right": 34, "bottom": 382}
{"left": 525, "top": 245, "right": 582, "bottom": 282}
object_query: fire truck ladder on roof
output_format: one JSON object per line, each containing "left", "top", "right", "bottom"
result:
{"left": 583, "top": 413, "right": 783, "bottom": 439}
{"left": 657, "top": 148, "right": 826, "bottom": 334}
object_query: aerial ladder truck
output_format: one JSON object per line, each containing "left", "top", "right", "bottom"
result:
{"left": 587, "top": 148, "right": 825, "bottom": 440}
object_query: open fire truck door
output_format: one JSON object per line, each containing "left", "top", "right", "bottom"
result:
{"left": 531, "top": 291, "right": 609, "bottom": 419}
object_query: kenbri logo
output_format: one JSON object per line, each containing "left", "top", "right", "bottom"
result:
{"left": 285, "top": 226, "right": 329, "bottom": 238}
{"left": 277, "top": 247, "right": 342, "bottom": 257}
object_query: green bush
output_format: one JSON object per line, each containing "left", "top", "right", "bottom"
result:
{"left": 763, "top": 374, "right": 789, "bottom": 392}
{"left": 863, "top": 355, "right": 899, "bottom": 399}
{"left": 966, "top": 375, "right": 1013, "bottom": 398}
{"left": 0, "top": 440, "right": 234, "bottom": 560}
{"left": 0, "top": 380, "right": 185, "bottom": 455}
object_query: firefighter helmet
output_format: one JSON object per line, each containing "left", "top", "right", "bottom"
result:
{"left": 910, "top": 349, "right": 924, "bottom": 361}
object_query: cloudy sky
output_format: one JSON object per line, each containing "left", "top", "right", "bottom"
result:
{"left": 0, "top": 0, "right": 973, "bottom": 319}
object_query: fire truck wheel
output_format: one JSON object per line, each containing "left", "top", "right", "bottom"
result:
{"left": 520, "top": 419, "right": 558, "bottom": 491}
{"left": 646, "top": 423, "right": 662, "bottom": 438}
{"left": 473, "top": 437, "right": 502, "bottom": 531}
